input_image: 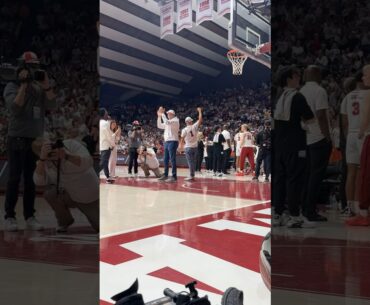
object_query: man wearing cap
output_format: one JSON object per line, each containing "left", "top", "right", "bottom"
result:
{"left": 127, "top": 120, "right": 143, "bottom": 177}
{"left": 157, "top": 107, "right": 180, "bottom": 182}
{"left": 99, "top": 108, "right": 115, "bottom": 184}
{"left": 2, "top": 51, "right": 56, "bottom": 232}
{"left": 179, "top": 108, "right": 203, "bottom": 181}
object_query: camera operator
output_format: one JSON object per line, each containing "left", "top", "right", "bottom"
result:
{"left": 137, "top": 145, "right": 162, "bottom": 178}
{"left": 32, "top": 138, "right": 99, "bottom": 233}
{"left": 2, "top": 51, "right": 56, "bottom": 232}
{"left": 128, "top": 121, "right": 143, "bottom": 177}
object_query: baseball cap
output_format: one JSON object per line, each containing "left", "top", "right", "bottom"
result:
{"left": 19, "top": 51, "right": 40, "bottom": 64}
{"left": 185, "top": 117, "right": 193, "bottom": 123}
{"left": 167, "top": 109, "right": 175, "bottom": 115}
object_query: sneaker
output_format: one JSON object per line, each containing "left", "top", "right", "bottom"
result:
{"left": 134, "top": 173, "right": 138, "bottom": 177}
{"left": 252, "top": 176, "right": 258, "bottom": 181}
{"left": 165, "top": 177, "right": 177, "bottom": 183}
{"left": 236, "top": 172, "right": 244, "bottom": 176}
{"left": 264, "top": 177, "right": 270, "bottom": 182}
{"left": 286, "top": 216, "right": 303, "bottom": 228}
{"left": 106, "top": 179, "right": 114, "bottom": 184}
{"left": 346, "top": 215, "right": 370, "bottom": 226}
{"left": 4, "top": 218, "right": 18, "bottom": 232}
{"left": 184, "top": 177, "right": 194, "bottom": 181}
{"left": 26, "top": 217, "right": 44, "bottom": 231}
{"left": 272, "top": 214, "right": 282, "bottom": 227}
{"left": 158, "top": 175, "right": 168, "bottom": 181}
{"left": 300, "top": 216, "right": 316, "bottom": 228}
{"left": 340, "top": 207, "right": 355, "bottom": 217}
{"left": 218, "top": 173, "right": 223, "bottom": 177}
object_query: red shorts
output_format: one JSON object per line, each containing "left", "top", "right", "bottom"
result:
{"left": 359, "top": 135, "right": 370, "bottom": 210}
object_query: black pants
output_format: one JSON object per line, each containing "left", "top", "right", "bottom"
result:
{"left": 339, "top": 144, "right": 347, "bottom": 209}
{"left": 303, "top": 139, "right": 332, "bottom": 217}
{"left": 128, "top": 147, "right": 139, "bottom": 174}
{"left": 222, "top": 148, "right": 231, "bottom": 173}
{"left": 196, "top": 149, "right": 204, "bottom": 171}
{"left": 273, "top": 150, "right": 307, "bottom": 217}
{"left": 100, "top": 149, "right": 111, "bottom": 179}
{"left": 5, "top": 137, "right": 36, "bottom": 220}
{"left": 213, "top": 147, "right": 223, "bottom": 173}
{"left": 255, "top": 149, "right": 271, "bottom": 178}
{"left": 206, "top": 146, "right": 214, "bottom": 171}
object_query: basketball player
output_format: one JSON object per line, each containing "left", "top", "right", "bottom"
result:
{"left": 157, "top": 107, "right": 180, "bottom": 182}
{"left": 347, "top": 65, "right": 370, "bottom": 226}
{"left": 237, "top": 124, "right": 255, "bottom": 176}
{"left": 340, "top": 71, "right": 366, "bottom": 220}
{"left": 179, "top": 108, "right": 202, "bottom": 181}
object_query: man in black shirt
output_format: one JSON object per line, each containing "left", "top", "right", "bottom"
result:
{"left": 272, "top": 66, "right": 315, "bottom": 228}
{"left": 253, "top": 120, "right": 272, "bottom": 182}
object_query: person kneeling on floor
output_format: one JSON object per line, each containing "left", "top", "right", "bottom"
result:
{"left": 137, "top": 145, "right": 162, "bottom": 178}
{"left": 32, "top": 137, "right": 99, "bottom": 233}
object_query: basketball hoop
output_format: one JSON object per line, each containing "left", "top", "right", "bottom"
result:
{"left": 255, "top": 42, "right": 271, "bottom": 56}
{"left": 227, "top": 50, "right": 247, "bottom": 75}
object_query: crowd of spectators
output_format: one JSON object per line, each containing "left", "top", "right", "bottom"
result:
{"left": 273, "top": 0, "right": 370, "bottom": 120}
{"left": 0, "top": 0, "right": 99, "bottom": 156}
{"left": 107, "top": 84, "right": 270, "bottom": 154}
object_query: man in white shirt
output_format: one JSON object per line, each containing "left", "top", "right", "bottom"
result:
{"left": 157, "top": 107, "right": 180, "bottom": 182}
{"left": 179, "top": 108, "right": 202, "bottom": 181}
{"left": 300, "top": 65, "right": 331, "bottom": 222}
{"left": 33, "top": 138, "right": 99, "bottom": 233}
{"left": 137, "top": 145, "right": 162, "bottom": 178}
{"left": 99, "top": 108, "right": 115, "bottom": 183}
{"left": 222, "top": 125, "right": 231, "bottom": 174}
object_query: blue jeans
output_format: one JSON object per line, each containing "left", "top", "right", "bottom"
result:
{"left": 185, "top": 147, "right": 198, "bottom": 177}
{"left": 164, "top": 141, "right": 178, "bottom": 178}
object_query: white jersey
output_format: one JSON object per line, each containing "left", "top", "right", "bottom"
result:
{"left": 340, "top": 90, "right": 367, "bottom": 132}
{"left": 181, "top": 121, "right": 199, "bottom": 148}
{"left": 241, "top": 131, "right": 253, "bottom": 147}
{"left": 234, "top": 133, "right": 241, "bottom": 156}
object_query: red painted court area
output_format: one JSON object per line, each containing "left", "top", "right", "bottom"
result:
{"left": 105, "top": 176, "right": 270, "bottom": 201}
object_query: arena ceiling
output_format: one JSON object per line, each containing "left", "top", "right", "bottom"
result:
{"left": 99, "top": 0, "right": 270, "bottom": 103}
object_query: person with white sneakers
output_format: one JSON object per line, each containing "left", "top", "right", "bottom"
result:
{"left": 108, "top": 119, "right": 121, "bottom": 178}
{"left": 137, "top": 145, "right": 162, "bottom": 178}
{"left": 157, "top": 107, "right": 180, "bottom": 182}
{"left": 99, "top": 108, "right": 115, "bottom": 184}
{"left": 179, "top": 108, "right": 203, "bottom": 181}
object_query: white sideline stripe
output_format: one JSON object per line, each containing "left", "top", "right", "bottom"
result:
{"left": 100, "top": 200, "right": 271, "bottom": 238}
{"left": 256, "top": 208, "right": 271, "bottom": 215}
{"left": 199, "top": 219, "right": 270, "bottom": 236}
{"left": 255, "top": 218, "right": 271, "bottom": 225}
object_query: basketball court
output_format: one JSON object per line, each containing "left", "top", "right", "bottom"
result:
{"left": 99, "top": 0, "right": 271, "bottom": 304}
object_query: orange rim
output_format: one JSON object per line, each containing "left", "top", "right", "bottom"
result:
{"left": 227, "top": 49, "right": 247, "bottom": 58}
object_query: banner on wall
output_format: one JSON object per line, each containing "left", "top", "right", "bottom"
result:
{"left": 195, "top": 0, "right": 213, "bottom": 25}
{"left": 217, "top": 0, "right": 231, "bottom": 16}
{"left": 176, "top": 0, "right": 193, "bottom": 33}
{"left": 160, "top": 1, "right": 174, "bottom": 39}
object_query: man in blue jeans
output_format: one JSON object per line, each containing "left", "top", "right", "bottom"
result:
{"left": 179, "top": 108, "right": 203, "bottom": 181}
{"left": 157, "top": 107, "right": 180, "bottom": 182}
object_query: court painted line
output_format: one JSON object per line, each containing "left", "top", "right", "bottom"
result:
{"left": 100, "top": 200, "right": 271, "bottom": 238}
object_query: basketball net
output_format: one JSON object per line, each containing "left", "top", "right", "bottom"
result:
{"left": 227, "top": 50, "right": 247, "bottom": 75}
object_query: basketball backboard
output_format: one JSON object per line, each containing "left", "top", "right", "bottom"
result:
{"left": 228, "top": 0, "right": 271, "bottom": 68}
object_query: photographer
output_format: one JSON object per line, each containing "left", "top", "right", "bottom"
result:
{"left": 32, "top": 138, "right": 99, "bottom": 233}
{"left": 128, "top": 121, "right": 143, "bottom": 177}
{"left": 3, "top": 51, "right": 56, "bottom": 231}
{"left": 137, "top": 145, "right": 162, "bottom": 178}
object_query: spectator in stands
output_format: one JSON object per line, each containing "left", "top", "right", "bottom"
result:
{"left": 300, "top": 65, "right": 332, "bottom": 222}
{"left": 32, "top": 138, "right": 99, "bottom": 233}
{"left": 2, "top": 51, "right": 56, "bottom": 232}
{"left": 157, "top": 107, "right": 179, "bottom": 182}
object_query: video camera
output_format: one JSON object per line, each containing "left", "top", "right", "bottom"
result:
{"left": 51, "top": 139, "right": 64, "bottom": 150}
{"left": 17, "top": 61, "right": 46, "bottom": 83}
{"left": 111, "top": 280, "right": 243, "bottom": 305}
{"left": 132, "top": 126, "right": 142, "bottom": 131}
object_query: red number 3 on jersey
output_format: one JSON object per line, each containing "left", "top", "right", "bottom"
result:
{"left": 352, "top": 102, "right": 360, "bottom": 115}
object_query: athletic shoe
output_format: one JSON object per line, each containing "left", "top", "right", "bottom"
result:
{"left": 165, "top": 177, "right": 177, "bottom": 183}
{"left": 286, "top": 216, "right": 303, "bottom": 228}
{"left": 106, "top": 179, "right": 114, "bottom": 184}
{"left": 4, "top": 218, "right": 18, "bottom": 232}
{"left": 158, "top": 175, "right": 168, "bottom": 181}
{"left": 26, "top": 217, "right": 44, "bottom": 231}
{"left": 236, "top": 172, "right": 244, "bottom": 176}
{"left": 340, "top": 207, "right": 355, "bottom": 217}
{"left": 111, "top": 175, "right": 118, "bottom": 178}
{"left": 56, "top": 219, "right": 74, "bottom": 233}
{"left": 134, "top": 173, "right": 138, "bottom": 177}
{"left": 184, "top": 177, "right": 194, "bottom": 181}
{"left": 218, "top": 172, "right": 223, "bottom": 177}
{"left": 272, "top": 214, "right": 283, "bottom": 227}
{"left": 306, "top": 213, "right": 327, "bottom": 222}
{"left": 252, "top": 176, "right": 258, "bottom": 181}
{"left": 346, "top": 215, "right": 370, "bottom": 226}
{"left": 300, "top": 216, "right": 316, "bottom": 228}
{"left": 264, "top": 177, "right": 270, "bottom": 182}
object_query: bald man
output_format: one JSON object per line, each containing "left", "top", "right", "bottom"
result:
{"left": 300, "top": 65, "right": 331, "bottom": 222}
{"left": 347, "top": 65, "right": 370, "bottom": 226}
